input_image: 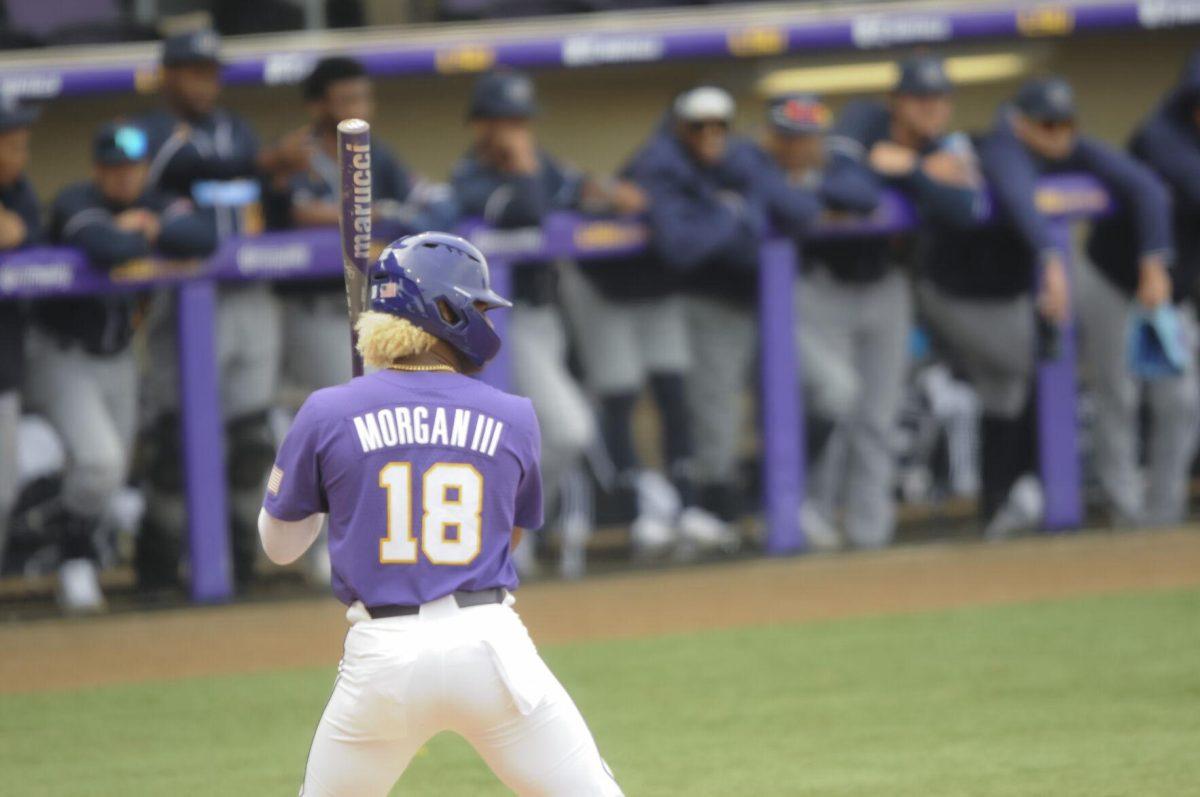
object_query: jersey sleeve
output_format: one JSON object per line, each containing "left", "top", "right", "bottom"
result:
{"left": 512, "top": 400, "right": 544, "bottom": 531}
{"left": 263, "top": 397, "right": 328, "bottom": 521}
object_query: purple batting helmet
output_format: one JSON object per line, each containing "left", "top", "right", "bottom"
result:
{"left": 368, "top": 231, "right": 511, "bottom": 367}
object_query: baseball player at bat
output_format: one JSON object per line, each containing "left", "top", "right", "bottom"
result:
{"left": 258, "top": 232, "right": 623, "bottom": 796}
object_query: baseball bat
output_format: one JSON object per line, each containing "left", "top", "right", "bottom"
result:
{"left": 337, "top": 118, "right": 372, "bottom": 378}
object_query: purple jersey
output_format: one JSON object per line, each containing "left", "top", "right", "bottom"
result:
{"left": 264, "top": 369, "right": 543, "bottom": 607}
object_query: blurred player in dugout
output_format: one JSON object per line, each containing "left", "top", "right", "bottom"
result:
{"left": 450, "top": 70, "right": 641, "bottom": 564}
{"left": 1083, "top": 61, "right": 1200, "bottom": 526}
{"left": 1134, "top": 50, "right": 1200, "bottom": 320}
{"left": 1127, "top": 51, "right": 1200, "bottom": 514}
{"left": 802, "top": 55, "right": 982, "bottom": 549}
{"left": 136, "top": 30, "right": 311, "bottom": 592}
{"left": 25, "top": 122, "right": 214, "bottom": 611}
{"left": 756, "top": 91, "right": 862, "bottom": 550}
{"left": 0, "top": 99, "right": 40, "bottom": 583}
{"left": 623, "top": 86, "right": 820, "bottom": 551}
{"left": 560, "top": 86, "right": 804, "bottom": 556}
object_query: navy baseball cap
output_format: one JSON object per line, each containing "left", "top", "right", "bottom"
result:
{"left": 468, "top": 71, "right": 537, "bottom": 119}
{"left": 767, "top": 94, "right": 831, "bottom": 135}
{"left": 93, "top": 123, "right": 149, "bottom": 164}
{"left": 1015, "top": 77, "right": 1077, "bottom": 123}
{"left": 161, "top": 30, "right": 222, "bottom": 68}
{"left": 894, "top": 55, "right": 953, "bottom": 96}
{"left": 0, "top": 98, "right": 39, "bottom": 133}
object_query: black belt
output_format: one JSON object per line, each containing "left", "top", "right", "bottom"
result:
{"left": 367, "top": 588, "right": 506, "bottom": 619}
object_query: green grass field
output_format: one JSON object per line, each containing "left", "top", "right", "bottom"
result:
{"left": 4, "top": 587, "right": 1199, "bottom": 796}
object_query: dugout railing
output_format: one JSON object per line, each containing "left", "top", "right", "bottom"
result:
{"left": 0, "top": 1, "right": 1195, "bottom": 100}
{"left": 0, "top": 174, "right": 1111, "bottom": 602}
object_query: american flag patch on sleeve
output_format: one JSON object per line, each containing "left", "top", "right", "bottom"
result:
{"left": 267, "top": 466, "right": 284, "bottom": 496}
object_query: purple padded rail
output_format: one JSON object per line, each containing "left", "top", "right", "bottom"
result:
{"left": 0, "top": 176, "right": 1107, "bottom": 601}
{"left": 0, "top": 1, "right": 1191, "bottom": 100}
{"left": 177, "top": 281, "right": 233, "bottom": 602}
{"left": 758, "top": 239, "right": 805, "bottom": 555}
{"left": 1037, "top": 221, "right": 1085, "bottom": 530}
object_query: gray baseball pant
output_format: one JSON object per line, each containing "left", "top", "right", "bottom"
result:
{"left": 23, "top": 329, "right": 138, "bottom": 520}
{"left": 558, "top": 265, "right": 691, "bottom": 396}
{"left": 798, "top": 267, "right": 911, "bottom": 549}
{"left": 0, "top": 390, "right": 18, "bottom": 571}
{"left": 279, "top": 290, "right": 354, "bottom": 394}
{"left": 916, "top": 281, "right": 1035, "bottom": 419}
{"left": 142, "top": 283, "right": 282, "bottom": 423}
{"left": 509, "top": 302, "right": 596, "bottom": 487}
{"left": 683, "top": 295, "right": 756, "bottom": 494}
{"left": 1075, "top": 258, "right": 1200, "bottom": 526}
{"left": 140, "top": 283, "right": 282, "bottom": 586}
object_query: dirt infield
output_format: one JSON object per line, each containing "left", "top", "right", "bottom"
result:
{"left": 3, "top": 529, "right": 1199, "bottom": 695}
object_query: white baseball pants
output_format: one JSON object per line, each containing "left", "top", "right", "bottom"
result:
{"left": 301, "top": 595, "right": 622, "bottom": 797}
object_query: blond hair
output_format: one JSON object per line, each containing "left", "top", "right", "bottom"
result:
{"left": 355, "top": 311, "right": 440, "bottom": 369}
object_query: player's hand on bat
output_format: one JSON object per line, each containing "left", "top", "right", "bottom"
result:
{"left": 1136, "top": 254, "right": 1171, "bottom": 309}
{"left": 1038, "top": 254, "right": 1071, "bottom": 325}
{"left": 868, "top": 141, "right": 918, "bottom": 177}
{"left": 0, "top": 208, "right": 27, "bottom": 248}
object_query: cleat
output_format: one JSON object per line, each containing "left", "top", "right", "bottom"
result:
{"left": 58, "top": 558, "right": 106, "bottom": 614}
{"left": 677, "top": 506, "right": 740, "bottom": 553}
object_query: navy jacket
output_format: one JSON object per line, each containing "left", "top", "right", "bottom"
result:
{"left": 1127, "top": 53, "right": 1200, "bottom": 303}
{"left": 925, "top": 111, "right": 1172, "bottom": 301}
{"left": 34, "top": 182, "right": 215, "bottom": 355}
{"left": 614, "top": 126, "right": 775, "bottom": 305}
{"left": 1079, "top": 142, "right": 1175, "bottom": 300}
{"left": 276, "top": 132, "right": 458, "bottom": 296}
{"left": 748, "top": 144, "right": 825, "bottom": 240}
{"left": 819, "top": 99, "right": 982, "bottom": 283}
{"left": 0, "top": 175, "right": 40, "bottom": 391}
{"left": 139, "top": 107, "right": 263, "bottom": 242}
{"left": 451, "top": 148, "right": 583, "bottom": 304}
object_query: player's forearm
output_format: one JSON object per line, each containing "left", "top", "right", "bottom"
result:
{"left": 258, "top": 508, "right": 324, "bottom": 565}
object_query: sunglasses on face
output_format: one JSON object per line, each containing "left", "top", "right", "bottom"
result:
{"left": 1037, "top": 119, "right": 1075, "bottom": 133}
{"left": 686, "top": 119, "right": 729, "bottom": 134}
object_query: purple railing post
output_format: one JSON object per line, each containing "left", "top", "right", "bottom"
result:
{"left": 177, "top": 281, "right": 233, "bottom": 602}
{"left": 1036, "top": 221, "right": 1084, "bottom": 530}
{"left": 480, "top": 257, "right": 514, "bottom": 393}
{"left": 759, "top": 238, "right": 805, "bottom": 554}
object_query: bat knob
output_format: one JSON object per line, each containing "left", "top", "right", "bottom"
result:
{"left": 337, "top": 118, "right": 370, "bottom": 134}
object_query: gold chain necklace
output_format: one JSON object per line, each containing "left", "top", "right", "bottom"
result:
{"left": 388, "top": 363, "right": 455, "bottom": 373}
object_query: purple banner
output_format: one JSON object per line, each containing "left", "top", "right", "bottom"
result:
{"left": 0, "top": 2, "right": 1195, "bottom": 99}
